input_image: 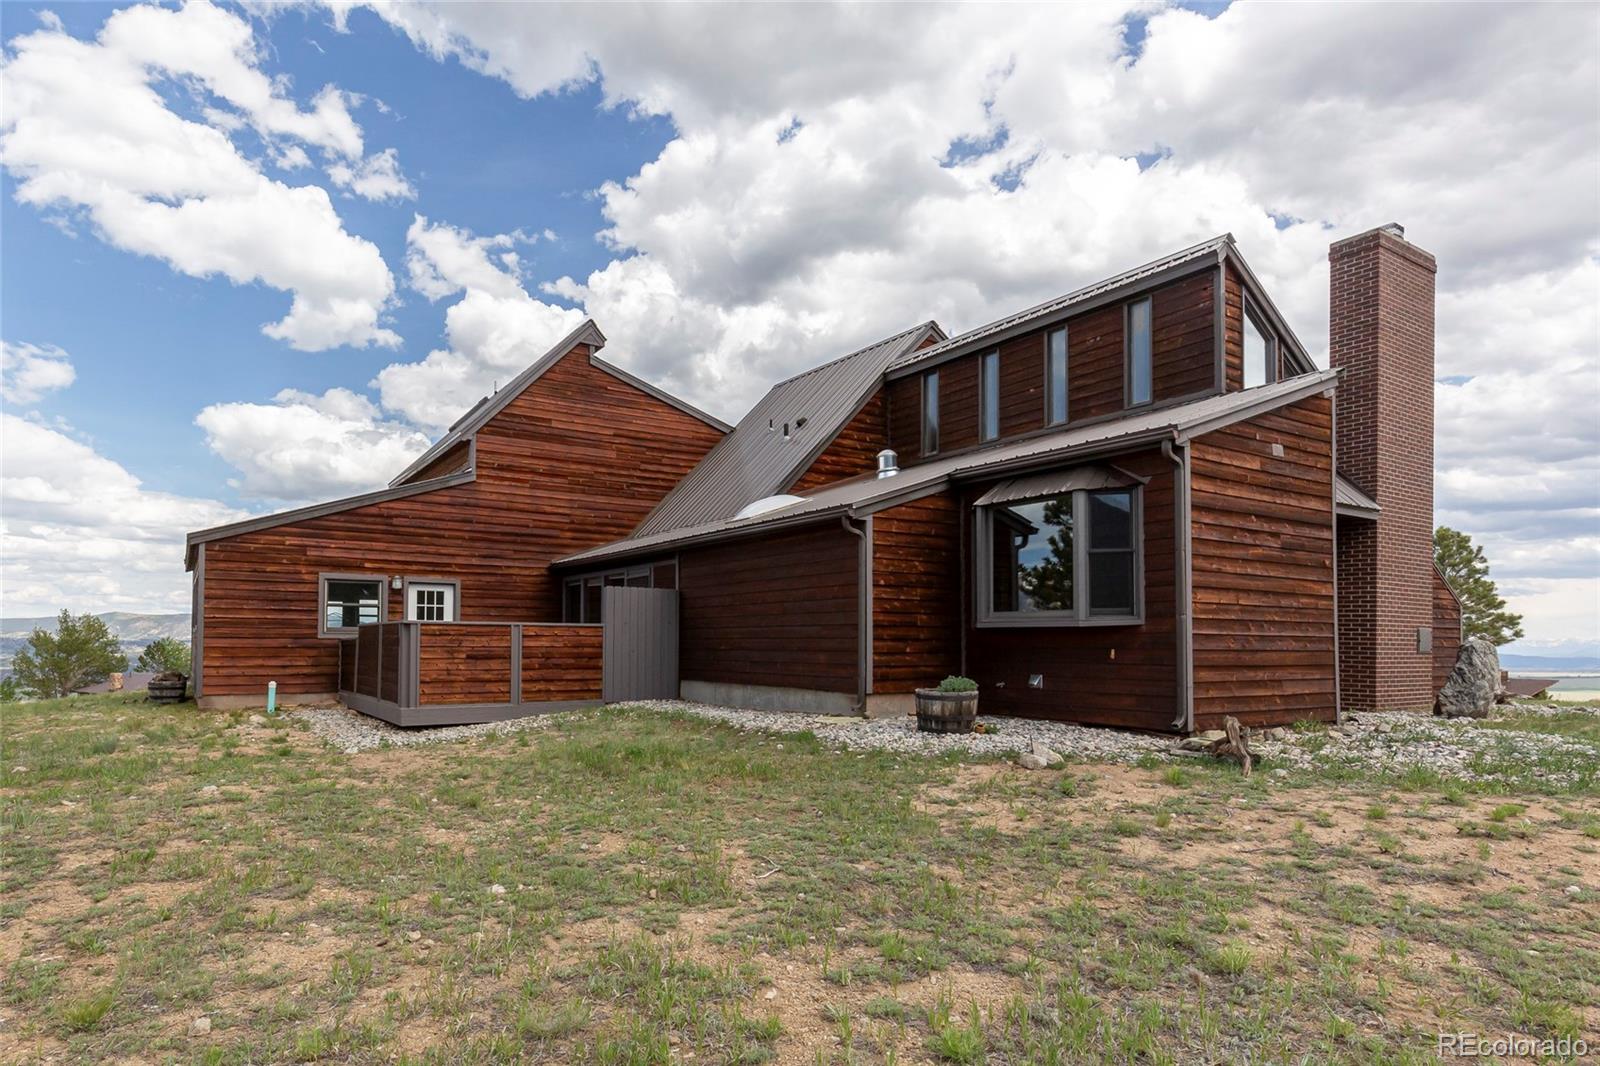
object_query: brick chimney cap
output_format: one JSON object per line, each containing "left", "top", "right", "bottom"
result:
{"left": 1379, "top": 222, "right": 1405, "bottom": 239}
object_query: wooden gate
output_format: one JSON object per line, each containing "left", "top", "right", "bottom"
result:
{"left": 602, "top": 587, "right": 679, "bottom": 702}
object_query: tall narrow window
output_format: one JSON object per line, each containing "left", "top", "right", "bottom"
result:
{"left": 980, "top": 350, "right": 999, "bottom": 441}
{"left": 1046, "top": 327, "right": 1068, "bottom": 425}
{"left": 1128, "top": 298, "right": 1152, "bottom": 406}
{"left": 1086, "top": 490, "right": 1137, "bottom": 616}
{"left": 1243, "top": 305, "right": 1276, "bottom": 388}
{"left": 921, "top": 370, "right": 940, "bottom": 455}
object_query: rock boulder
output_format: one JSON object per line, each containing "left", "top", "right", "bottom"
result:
{"left": 1434, "top": 637, "right": 1502, "bottom": 718}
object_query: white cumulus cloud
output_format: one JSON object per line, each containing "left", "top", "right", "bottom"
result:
{"left": 1, "top": 341, "right": 76, "bottom": 405}
{"left": 0, "top": 1, "right": 401, "bottom": 351}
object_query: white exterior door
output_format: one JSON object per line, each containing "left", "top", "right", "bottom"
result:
{"left": 407, "top": 582, "right": 456, "bottom": 622}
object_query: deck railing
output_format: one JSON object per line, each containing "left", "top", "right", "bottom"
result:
{"left": 338, "top": 621, "right": 603, "bottom": 727}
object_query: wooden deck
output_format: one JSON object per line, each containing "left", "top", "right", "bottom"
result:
{"left": 338, "top": 621, "right": 603, "bottom": 727}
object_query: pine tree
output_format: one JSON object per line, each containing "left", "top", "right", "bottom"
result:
{"left": 135, "top": 637, "right": 192, "bottom": 676}
{"left": 8, "top": 610, "right": 129, "bottom": 699}
{"left": 1018, "top": 497, "right": 1075, "bottom": 611}
{"left": 1433, "top": 527, "right": 1524, "bottom": 645}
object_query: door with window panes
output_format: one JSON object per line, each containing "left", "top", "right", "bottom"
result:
{"left": 406, "top": 582, "right": 456, "bottom": 622}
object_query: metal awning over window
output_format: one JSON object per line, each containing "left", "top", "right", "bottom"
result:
{"left": 973, "top": 463, "right": 1144, "bottom": 507}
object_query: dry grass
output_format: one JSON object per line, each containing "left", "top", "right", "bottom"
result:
{"left": 2, "top": 692, "right": 1597, "bottom": 1063}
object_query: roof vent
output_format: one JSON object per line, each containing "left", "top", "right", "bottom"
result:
{"left": 876, "top": 449, "right": 899, "bottom": 479}
{"left": 733, "top": 494, "right": 805, "bottom": 520}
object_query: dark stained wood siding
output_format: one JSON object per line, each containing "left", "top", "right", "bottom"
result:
{"left": 963, "top": 448, "right": 1178, "bottom": 728}
{"left": 417, "top": 624, "right": 512, "bottom": 705}
{"left": 396, "top": 439, "right": 471, "bottom": 485}
{"left": 1223, "top": 263, "right": 1244, "bottom": 391}
{"left": 1189, "top": 393, "right": 1336, "bottom": 729}
{"left": 523, "top": 625, "right": 603, "bottom": 702}
{"left": 199, "top": 343, "right": 725, "bottom": 698}
{"left": 1431, "top": 568, "right": 1462, "bottom": 694}
{"left": 677, "top": 522, "right": 859, "bottom": 694}
{"left": 791, "top": 391, "right": 887, "bottom": 492}
{"left": 871, "top": 494, "right": 961, "bottom": 692}
{"left": 888, "top": 269, "right": 1219, "bottom": 463}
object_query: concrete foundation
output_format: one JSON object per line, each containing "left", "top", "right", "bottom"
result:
{"left": 680, "top": 680, "right": 859, "bottom": 715}
{"left": 197, "top": 692, "right": 337, "bottom": 711}
{"left": 864, "top": 693, "right": 915, "bottom": 720}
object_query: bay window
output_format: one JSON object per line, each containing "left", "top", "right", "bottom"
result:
{"left": 974, "top": 467, "right": 1142, "bottom": 626}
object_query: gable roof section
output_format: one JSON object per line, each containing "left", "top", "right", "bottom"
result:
{"left": 630, "top": 321, "right": 946, "bottom": 537}
{"left": 389, "top": 319, "right": 730, "bottom": 488}
{"left": 558, "top": 367, "right": 1339, "bottom": 568}
{"left": 887, "top": 234, "right": 1315, "bottom": 380}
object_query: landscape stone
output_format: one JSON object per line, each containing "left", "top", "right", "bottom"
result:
{"left": 1435, "top": 637, "right": 1502, "bottom": 718}
{"left": 1030, "top": 741, "right": 1064, "bottom": 767}
{"left": 1017, "top": 752, "right": 1050, "bottom": 770}
{"left": 188, "top": 1017, "right": 211, "bottom": 1037}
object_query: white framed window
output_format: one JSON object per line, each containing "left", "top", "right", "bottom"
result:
{"left": 405, "top": 580, "right": 457, "bottom": 622}
{"left": 318, "top": 573, "right": 385, "bottom": 639}
{"left": 1243, "top": 302, "right": 1277, "bottom": 389}
{"left": 980, "top": 349, "right": 1000, "bottom": 441}
{"left": 1127, "top": 297, "right": 1153, "bottom": 406}
{"left": 974, "top": 478, "right": 1142, "bottom": 627}
{"left": 921, "top": 370, "right": 940, "bottom": 455}
{"left": 1046, "top": 327, "right": 1068, "bottom": 425}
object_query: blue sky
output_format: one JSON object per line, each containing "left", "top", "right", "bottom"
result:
{"left": 2, "top": 2, "right": 1596, "bottom": 658}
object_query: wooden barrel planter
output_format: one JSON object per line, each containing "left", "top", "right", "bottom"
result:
{"left": 914, "top": 689, "right": 979, "bottom": 734}
{"left": 147, "top": 675, "right": 188, "bottom": 703}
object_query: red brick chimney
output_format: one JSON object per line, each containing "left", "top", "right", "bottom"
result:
{"left": 1330, "top": 223, "right": 1437, "bottom": 713}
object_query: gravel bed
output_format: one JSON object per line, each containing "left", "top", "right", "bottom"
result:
{"left": 290, "top": 703, "right": 558, "bottom": 753}
{"left": 287, "top": 696, "right": 1597, "bottom": 787}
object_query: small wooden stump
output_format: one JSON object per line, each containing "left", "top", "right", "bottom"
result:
{"left": 1206, "top": 715, "right": 1253, "bottom": 776}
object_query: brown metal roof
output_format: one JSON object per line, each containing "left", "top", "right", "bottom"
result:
{"left": 629, "top": 321, "right": 945, "bottom": 537}
{"left": 557, "top": 368, "right": 1339, "bottom": 567}
{"left": 1504, "top": 677, "right": 1557, "bottom": 698}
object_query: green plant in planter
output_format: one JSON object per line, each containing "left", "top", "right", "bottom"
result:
{"left": 936, "top": 676, "right": 978, "bottom": 694}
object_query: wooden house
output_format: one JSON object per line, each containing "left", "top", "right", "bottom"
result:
{"left": 187, "top": 225, "right": 1461, "bottom": 731}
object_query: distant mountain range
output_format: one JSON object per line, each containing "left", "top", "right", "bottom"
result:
{"left": 1500, "top": 653, "right": 1600, "bottom": 673}
{"left": 0, "top": 612, "right": 190, "bottom": 671}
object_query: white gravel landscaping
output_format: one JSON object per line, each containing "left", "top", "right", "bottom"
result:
{"left": 286, "top": 696, "right": 1599, "bottom": 788}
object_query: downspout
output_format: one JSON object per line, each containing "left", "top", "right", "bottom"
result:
{"left": 1162, "top": 439, "right": 1194, "bottom": 733}
{"left": 841, "top": 514, "right": 870, "bottom": 716}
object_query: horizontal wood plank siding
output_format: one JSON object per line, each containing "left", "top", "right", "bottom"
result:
{"left": 396, "top": 440, "right": 471, "bottom": 485}
{"left": 1190, "top": 393, "right": 1337, "bottom": 728}
{"left": 871, "top": 495, "right": 961, "bottom": 691}
{"left": 1223, "top": 263, "right": 1244, "bottom": 390}
{"left": 1431, "top": 569, "right": 1462, "bottom": 694}
{"left": 963, "top": 448, "right": 1178, "bottom": 729}
{"left": 200, "top": 343, "right": 723, "bottom": 698}
{"left": 791, "top": 391, "right": 887, "bottom": 492}
{"left": 523, "top": 625, "right": 604, "bottom": 702}
{"left": 888, "top": 270, "right": 1218, "bottom": 464}
{"left": 417, "top": 624, "right": 512, "bottom": 706}
{"left": 678, "top": 522, "right": 859, "bottom": 694}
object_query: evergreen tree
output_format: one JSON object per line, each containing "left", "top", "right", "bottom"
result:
{"left": 1433, "top": 527, "right": 1524, "bottom": 645}
{"left": 135, "top": 637, "right": 191, "bottom": 675}
{"left": 8, "top": 611, "right": 129, "bottom": 699}
{"left": 1018, "top": 497, "right": 1075, "bottom": 611}
{"left": 0, "top": 676, "right": 22, "bottom": 703}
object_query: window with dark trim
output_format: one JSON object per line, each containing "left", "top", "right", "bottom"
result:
{"left": 1046, "top": 327, "right": 1068, "bottom": 425}
{"left": 562, "top": 562, "right": 676, "bottom": 623}
{"left": 979, "top": 350, "right": 999, "bottom": 441}
{"left": 318, "top": 575, "right": 384, "bottom": 638}
{"left": 1243, "top": 301, "right": 1277, "bottom": 389}
{"left": 1127, "top": 297, "right": 1152, "bottom": 406}
{"left": 976, "top": 487, "right": 1141, "bottom": 626}
{"left": 921, "top": 370, "right": 940, "bottom": 455}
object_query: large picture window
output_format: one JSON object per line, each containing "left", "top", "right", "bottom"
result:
{"left": 561, "top": 561, "right": 677, "bottom": 624}
{"left": 1243, "top": 302, "right": 1277, "bottom": 389}
{"left": 975, "top": 473, "right": 1142, "bottom": 626}
{"left": 318, "top": 574, "right": 385, "bottom": 638}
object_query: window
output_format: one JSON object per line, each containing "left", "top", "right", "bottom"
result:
{"left": 976, "top": 483, "right": 1141, "bottom": 625}
{"left": 405, "top": 581, "right": 457, "bottom": 621}
{"left": 1127, "top": 297, "right": 1152, "bottom": 406}
{"left": 979, "top": 350, "right": 999, "bottom": 441}
{"left": 562, "top": 563, "right": 674, "bottom": 623}
{"left": 1046, "top": 327, "right": 1068, "bottom": 425}
{"left": 319, "top": 575, "right": 383, "bottom": 638}
{"left": 1243, "top": 303, "right": 1276, "bottom": 388}
{"left": 921, "top": 370, "right": 940, "bottom": 455}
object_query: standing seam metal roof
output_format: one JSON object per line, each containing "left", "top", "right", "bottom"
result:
{"left": 629, "top": 321, "right": 944, "bottom": 537}
{"left": 560, "top": 368, "right": 1339, "bottom": 567}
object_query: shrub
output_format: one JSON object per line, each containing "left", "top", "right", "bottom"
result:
{"left": 936, "top": 676, "right": 978, "bottom": 694}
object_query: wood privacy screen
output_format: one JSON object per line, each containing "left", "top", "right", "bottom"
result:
{"left": 339, "top": 621, "right": 602, "bottom": 713}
